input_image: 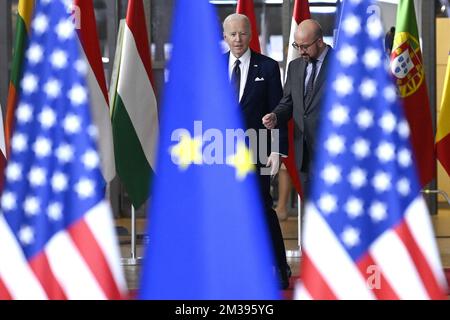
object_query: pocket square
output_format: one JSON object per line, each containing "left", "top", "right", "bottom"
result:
{"left": 255, "top": 77, "right": 265, "bottom": 82}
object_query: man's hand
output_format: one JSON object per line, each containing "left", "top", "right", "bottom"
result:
{"left": 266, "top": 152, "right": 281, "bottom": 177}
{"left": 262, "top": 113, "right": 277, "bottom": 129}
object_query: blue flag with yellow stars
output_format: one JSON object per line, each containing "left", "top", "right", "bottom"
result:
{"left": 138, "top": 0, "right": 279, "bottom": 299}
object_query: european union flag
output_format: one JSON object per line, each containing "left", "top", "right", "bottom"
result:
{"left": 139, "top": 0, "right": 279, "bottom": 299}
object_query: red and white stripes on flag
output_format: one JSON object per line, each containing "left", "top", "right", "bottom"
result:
{"left": 296, "top": 0, "right": 446, "bottom": 300}
{"left": 296, "top": 199, "right": 447, "bottom": 299}
{"left": 0, "top": 202, "right": 127, "bottom": 299}
{"left": 285, "top": 0, "right": 310, "bottom": 78}
{"left": 0, "top": 0, "right": 126, "bottom": 300}
{"left": 75, "top": 0, "right": 116, "bottom": 183}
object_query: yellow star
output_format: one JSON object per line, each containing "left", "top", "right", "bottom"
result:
{"left": 227, "top": 142, "right": 255, "bottom": 180}
{"left": 170, "top": 133, "right": 203, "bottom": 170}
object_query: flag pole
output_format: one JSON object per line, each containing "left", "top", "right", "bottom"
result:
{"left": 131, "top": 205, "right": 137, "bottom": 260}
{"left": 121, "top": 204, "right": 143, "bottom": 265}
{"left": 298, "top": 195, "right": 302, "bottom": 253}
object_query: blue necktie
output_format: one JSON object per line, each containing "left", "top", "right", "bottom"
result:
{"left": 304, "top": 59, "right": 317, "bottom": 105}
{"left": 231, "top": 59, "right": 241, "bottom": 100}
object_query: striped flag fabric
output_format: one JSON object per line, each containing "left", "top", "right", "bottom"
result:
{"left": 111, "top": 0, "right": 159, "bottom": 209}
{"left": 282, "top": 0, "right": 311, "bottom": 197}
{"left": 436, "top": 52, "right": 450, "bottom": 176}
{"left": 285, "top": 0, "right": 310, "bottom": 78}
{"left": 296, "top": 0, "right": 447, "bottom": 299}
{"left": 75, "top": 0, "right": 116, "bottom": 183}
{"left": 5, "top": 0, "right": 35, "bottom": 157}
{"left": 236, "top": 0, "right": 261, "bottom": 53}
{"left": 390, "top": 0, "right": 436, "bottom": 187}
{"left": 0, "top": 0, "right": 126, "bottom": 299}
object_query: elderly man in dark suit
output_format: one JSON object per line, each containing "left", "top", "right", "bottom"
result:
{"left": 223, "top": 13, "right": 290, "bottom": 289}
{"left": 263, "top": 19, "right": 332, "bottom": 198}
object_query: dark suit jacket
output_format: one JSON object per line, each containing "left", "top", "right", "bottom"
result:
{"left": 226, "top": 50, "right": 287, "bottom": 167}
{"left": 273, "top": 46, "right": 333, "bottom": 176}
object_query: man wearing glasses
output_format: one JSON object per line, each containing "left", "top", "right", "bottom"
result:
{"left": 262, "top": 19, "right": 332, "bottom": 199}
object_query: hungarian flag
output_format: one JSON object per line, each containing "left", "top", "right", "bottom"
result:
{"left": 75, "top": 0, "right": 116, "bottom": 183}
{"left": 3, "top": 0, "right": 35, "bottom": 190}
{"left": 236, "top": 0, "right": 261, "bottom": 53}
{"left": 282, "top": 0, "right": 311, "bottom": 198}
{"left": 111, "top": 0, "right": 159, "bottom": 209}
{"left": 390, "top": 0, "right": 435, "bottom": 187}
{"left": 436, "top": 53, "right": 450, "bottom": 176}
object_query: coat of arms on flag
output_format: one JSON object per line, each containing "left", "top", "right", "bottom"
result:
{"left": 390, "top": 49, "right": 414, "bottom": 79}
{"left": 390, "top": 35, "right": 425, "bottom": 97}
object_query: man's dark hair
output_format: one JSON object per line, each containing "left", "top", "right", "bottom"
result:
{"left": 385, "top": 26, "right": 395, "bottom": 53}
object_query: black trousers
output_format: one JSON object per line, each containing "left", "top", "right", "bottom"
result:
{"left": 257, "top": 172, "right": 289, "bottom": 277}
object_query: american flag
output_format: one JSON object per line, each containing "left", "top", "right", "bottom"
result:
{"left": 0, "top": 0, "right": 126, "bottom": 299}
{"left": 296, "top": 0, "right": 447, "bottom": 299}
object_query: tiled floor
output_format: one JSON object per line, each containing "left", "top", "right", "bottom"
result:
{"left": 116, "top": 205, "right": 450, "bottom": 293}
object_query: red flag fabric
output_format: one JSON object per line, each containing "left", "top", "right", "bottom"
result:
{"left": 282, "top": 0, "right": 311, "bottom": 198}
{"left": 236, "top": 0, "right": 261, "bottom": 53}
{"left": 75, "top": 0, "right": 116, "bottom": 183}
{"left": 390, "top": 0, "right": 436, "bottom": 187}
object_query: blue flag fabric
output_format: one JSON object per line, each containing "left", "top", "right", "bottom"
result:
{"left": 139, "top": 0, "right": 279, "bottom": 299}
{"left": 296, "top": 0, "right": 446, "bottom": 299}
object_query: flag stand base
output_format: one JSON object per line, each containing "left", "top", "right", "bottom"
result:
{"left": 121, "top": 257, "right": 143, "bottom": 266}
{"left": 286, "top": 249, "right": 301, "bottom": 258}
{"left": 120, "top": 205, "right": 143, "bottom": 266}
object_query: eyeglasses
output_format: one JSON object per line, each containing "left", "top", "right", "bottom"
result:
{"left": 292, "top": 38, "right": 319, "bottom": 51}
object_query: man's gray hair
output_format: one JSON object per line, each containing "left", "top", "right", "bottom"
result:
{"left": 223, "top": 13, "right": 251, "bottom": 35}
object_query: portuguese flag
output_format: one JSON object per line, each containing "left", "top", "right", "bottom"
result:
{"left": 436, "top": 53, "right": 450, "bottom": 176}
{"left": 111, "top": 0, "right": 159, "bottom": 209}
{"left": 390, "top": 0, "right": 435, "bottom": 187}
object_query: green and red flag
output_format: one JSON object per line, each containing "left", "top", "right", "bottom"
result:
{"left": 111, "top": 0, "right": 159, "bottom": 209}
{"left": 390, "top": 0, "right": 435, "bottom": 187}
